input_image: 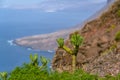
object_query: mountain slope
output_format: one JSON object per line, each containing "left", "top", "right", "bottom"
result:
{"left": 52, "top": 0, "right": 120, "bottom": 76}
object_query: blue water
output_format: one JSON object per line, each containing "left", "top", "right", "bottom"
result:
{"left": 0, "top": 2, "right": 106, "bottom": 72}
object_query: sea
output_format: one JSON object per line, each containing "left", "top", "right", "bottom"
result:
{"left": 0, "top": 2, "right": 106, "bottom": 72}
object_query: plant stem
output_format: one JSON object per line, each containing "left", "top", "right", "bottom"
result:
{"left": 72, "top": 55, "right": 76, "bottom": 72}
{"left": 63, "top": 46, "right": 73, "bottom": 55}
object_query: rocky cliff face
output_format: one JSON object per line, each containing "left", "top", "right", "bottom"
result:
{"left": 52, "top": 0, "right": 120, "bottom": 76}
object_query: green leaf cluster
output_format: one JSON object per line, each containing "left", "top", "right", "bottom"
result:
{"left": 39, "top": 56, "right": 50, "bottom": 69}
{"left": 70, "top": 33, "right": 84, "bottom": 48}
{"left": 117, "top": 10, "right": 120, "bottom": 17}
{"left": 30, "top": 54, "right": 39, "bottom": 66}
{"left": 56, "top": 38, "right": 64, "bottom": 48}
{"left": 0, "top": 72, "right": 7, "bottom": 80}
{"left": 8, "top": 63, "right": 49, "bottom": 80}
{"left": 115, "top": 31, "right": 120, "bottom": 42}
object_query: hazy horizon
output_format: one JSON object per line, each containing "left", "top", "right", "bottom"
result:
{"left": 0, "top": 0, "right": 106, "bottom": 12}
{"left": 0, "top": 0, "right": 107, "bottom": 23}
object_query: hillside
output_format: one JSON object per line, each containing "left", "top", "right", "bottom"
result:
{"left": 52, "top": 0, "right": 120, "bottom": 76}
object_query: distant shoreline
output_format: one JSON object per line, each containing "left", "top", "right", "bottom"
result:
{"left": 14, "top": 0, "right": 114, "bottom": 51}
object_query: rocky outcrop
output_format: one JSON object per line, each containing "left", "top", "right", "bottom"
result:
{"left": 52, "top": 0, "right": 120, "bottom": 76}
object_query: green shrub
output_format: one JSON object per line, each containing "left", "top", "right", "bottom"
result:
{"left": 9, "top": 64, "right": 101, "bottom": 80}
{"left": 0, "top": 72, "right": 8, "bottom": 80}
{"left": 106, "top": 24, "right": 116, "bottom": 33}
{"left": 57, "top": 33, "right": 84, "bottom": 71}
{"left": 115, "top": 31, "right": 120, "bottom": 42}
{"left": 117, "top": 10, "right": 120, "bottom": 17}
{"left": 29, "top": 54, "right": 39, "bottom": 67}
{"left": 8, "top": 63, "right": 49, "bottom": 80}
{"left": 48, "top": 69, "right": 98, "bottom": 80}
{"left": 8, "top": 54, "right": 50, "bottom": 80}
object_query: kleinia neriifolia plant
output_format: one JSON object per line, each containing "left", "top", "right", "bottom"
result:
{"left": 29, "top": 54, "right": 39, "bottom": 67}
{"left": 115, "top": 31, "right": 120, "bottom": 42}
{"left": 57, "top": 32, "right": 84, "bottom": 71}
{"left": 29, "top": 54, "right": 50, "bottom": 69}
{"left": 0, "top": 72, "right": 8, "bottom": 80}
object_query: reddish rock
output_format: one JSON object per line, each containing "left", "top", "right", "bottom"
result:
{"left": 52, "top": 0, "right": 120, "bottom": 76}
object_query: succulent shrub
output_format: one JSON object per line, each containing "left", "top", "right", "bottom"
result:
{"left": 9, "top": 54, "right": 49, "bottom": 80}
{"left": 39, "top": 56, "right": 50, "bottom": 69}
{"left": 57, "top": 32, "right": 84, "bottom": 71}
{"left": 0, "top": 72, "right": 8, "bottom": 80}
{"left": 117, "top": 10, "right": 120, "bottom": 17}
{"left": 56, "top": 38, "right": 64, "bottom": 48}
{"left": 29, "top": 54, "right": 39, "bottom": 67}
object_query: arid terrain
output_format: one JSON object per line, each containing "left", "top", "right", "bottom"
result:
{"left": 52, "top": 0, "right": 120, "bottom": 76}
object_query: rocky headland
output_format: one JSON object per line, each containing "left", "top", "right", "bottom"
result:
{"left": 52, "top": 0, "right": 120, "bottom": 76}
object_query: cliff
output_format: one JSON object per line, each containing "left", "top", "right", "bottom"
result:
{"left": 52, "top": 0, "right": 120, "bottom": 76}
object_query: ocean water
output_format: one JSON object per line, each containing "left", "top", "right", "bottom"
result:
{"left": 0, "top": 2, "right": 106, "bottom": 72}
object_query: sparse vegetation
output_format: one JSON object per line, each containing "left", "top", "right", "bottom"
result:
{"left": 106, "top": 24, "right": 116, "bottom": 33}
{"left": 57, "top": 32, "right": 84, "bottom": 71}
{"left": 117, "top": 10, "right": 120, "bottom": 17}
{"left": 101, "top": 42, "right": 117, "bottom": 56}
{"left": 115, "top": 31, "right": 120, "bottom": 42}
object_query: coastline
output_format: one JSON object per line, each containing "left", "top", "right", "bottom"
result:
{"left": 13, "top": 28, "right": 77, "bottom": 51}
{"left": 13, "top": 40, "right": 54, "bottom": 53}
{"left": 14, "top": 0, "right": 114, "bottom": 51}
